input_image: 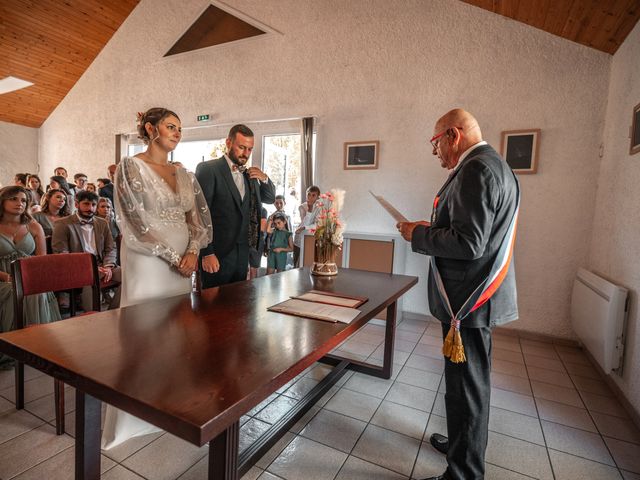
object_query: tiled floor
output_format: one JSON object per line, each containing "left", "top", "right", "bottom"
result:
{"left": 1, "top": 314, "right": 640, "bottom": 479}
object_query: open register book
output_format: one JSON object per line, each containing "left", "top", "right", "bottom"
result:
{"left": 268, "top": 290, "right": 367, "bottom": 324}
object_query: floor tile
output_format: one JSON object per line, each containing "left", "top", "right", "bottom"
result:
{"left": 0, "top": 394, "right": 15, "bottom": 415}
{"left": 493, "top": 337, "right": 523, "bottom": 353}
{"left": 323, "top": 388, "right": 381, "bottom": 422}
{"left": 288, "top": 405, "right": 319, "bottom": 434}
{"left": 0, "top": 374, "right": 55, "bottom": 405}
{"left": 340, "top": 339, "right": 378, "bottom": 357}
{"left": 490, "top": 388, "right": 537, "bottom": 417}
{"left": 524, "top": 354, "right": 566, "bottom": 372}
{"left": 247, "top": 393, "right": 279, "bottom": 417}
{"left": 431, "top": 393, "right": 446, "bottom": 417}
{"left": 0, "top": 408, "right": 45, "bottom": 444}
{"left": 424, "top": 413, "right": 448, "bottom": 439}
{"left": 570, "top": 374, "right": 613, "bottom": 396}
{"left": 488, "top": 406, "right": 545, "bottom": 445}
{"left": 581, "top": 391, "right": 629, "bottom": 418}
{"left": 542, "top": 420, "right": 614, "bottom": 465}
{"left": 282, "top": 377, "right": 319, "bottom": 400}
{"left": 300, "top": 409, "right": 366, "bottom": 453}
{"left": 483, "top": 462, "right": 534, "bottom": 479}
{"left": 485, "top": 431, "right": 553, "bottom": 479}
{"left": 102, "top": 465, "right": 146, "bottom": 479}
{"left": 122, "top": 433, "right": 207, "bottom": 480}
{"left": 255, "top": 395, "right": 299, "bottom": 424}
{"left": 397, "top": 319, "right": 428, "bottom": 333}
{"left": 11, "top": 446, "right": 116, "bottom": 480}
{"left": 342, "top": 372, "right": 393, "bottom": 399}
{"left": 591, "top": 411, "right": 640, "bottom": 444}
{"left": 564, "top": 362, "right": 602, "bottom": 380}
{"left": 404, "top": 353, "right": 444, "bottom": 374}
{"left": 0, "top": 423, "right": 74, "bottom": 479}
{"left": 395, "top": 366, "right": 441, "bottom": 391}
{"left": 240, "top": 418, "right": 272, "bottom": 454}
{"left": 412, "top": 440, "right": 448, "bottom": 479}
{"left": 371, "top": 400, "right": 429, "bottom": 440}
{"left": 531, "top": 381, "right": 584, "bottom": 408}
{"left": 255, "top": 431, "right": 296, "bottom": 469}
{"left": 23, "top": 387, "right": 76, "bottom": 423}
{"left": 101, "top": 430, "right": 163, "bottom": 463}
{"left": 492, "top": 359, "right": 528, "bottom": 378}
{"left": 521, "top": 342, "right": 560, "bottom": 360}
{"left": 559, "top": 350, "right": 593, "bottom": 366}
{"left": 369, "top": 346, "right": 410, "bottom": 366}
{"left": 418, "top": 333, "right": 443, "bottom": 347}
{"left": 536, "top": 398, "right": 597, "bottom": 432}
{"left": 385, "top": 382, "right": 436, "bottom": 412}
{"left": 527, "top": 366, "right": 574, "bottom": 388}
{"left": 304, "top": 364, "right": 332, "bottom": 382}
{"left": 268, "top": 436, "right": 347, "bottom": 480}
{"left": 491, "top": 372, "right": 532, "bottom": 395}
{"left": 412, "top": 343, "right": 444, "bottom": 360}
{"left": 604, "top": 437, "right": 640, "bottom": 473}
{"left": 335, "top": 455, "right": 406, "bottom": 480}
{"left": 493, "top": 347, "right": 525, "bottom": 364}
{"left": 394, "top": 338, "right": 418, "bottom": 353}
{"left": 352, "top": 424, "right": 420, "bottom": 477}
{"left": 622, "top": 470, "right": 640, "bottom": 479}
{"left": 548, "top": 449, "right": 623, "bottom": 480}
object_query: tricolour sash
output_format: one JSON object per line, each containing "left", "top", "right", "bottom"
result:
{"left": 430, "top": 186, "right": 520, "bottom": 363}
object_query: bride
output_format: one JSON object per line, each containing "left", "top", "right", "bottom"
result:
{"left": 101, "top": 108, "right": 212, "bottom": 450}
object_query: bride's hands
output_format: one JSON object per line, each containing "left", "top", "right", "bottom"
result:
{"left": 178, "top": 252, "right": 198, "bottom": 277}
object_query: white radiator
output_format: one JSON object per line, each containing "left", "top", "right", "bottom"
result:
{"left": 571, "top": 268, "right": 629, "bottom": 374}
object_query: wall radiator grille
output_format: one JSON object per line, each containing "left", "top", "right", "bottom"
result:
{"left": 571, "top": 268, "right": 629, "bottom": 374}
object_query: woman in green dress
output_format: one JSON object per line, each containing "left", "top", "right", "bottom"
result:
{"left": 32, "top": 188, "right": 70, "bottom": 237}
{"left": 0, "top": 186, "right": 61, "bottom": 369}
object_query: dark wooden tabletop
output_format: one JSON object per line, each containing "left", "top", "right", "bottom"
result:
{"left": 0, "top": 267, "right": 417, "bottom": 446}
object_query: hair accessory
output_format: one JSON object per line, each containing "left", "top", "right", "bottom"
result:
{"left": 136, "top": 111, "right": 144, "bottom": 127}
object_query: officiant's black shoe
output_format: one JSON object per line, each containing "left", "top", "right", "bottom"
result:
{"left": 430, "top": 433, "right": 449, "bottom": 455}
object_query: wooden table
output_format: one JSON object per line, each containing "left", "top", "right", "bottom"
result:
{"left": 0, "top": 267, "right": 417, "bottom": 480}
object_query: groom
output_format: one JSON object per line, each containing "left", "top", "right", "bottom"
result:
{"left": 196, "top": 124, "right": 275, "bottom": 289}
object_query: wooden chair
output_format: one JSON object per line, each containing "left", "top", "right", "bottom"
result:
{"left": 11, "top": 253, "right": 100, "bottom": 434}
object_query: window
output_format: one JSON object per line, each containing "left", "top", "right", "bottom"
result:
{"left": 172, "top": 139, "right": 226, "bottom": 171}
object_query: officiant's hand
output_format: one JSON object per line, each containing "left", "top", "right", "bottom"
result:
{"left": 396, "top": 221, "right": 430, "bottom": 242}
{"left": 202, "top": 254, "right": 220, "bottom": 274}
{"left": 246, "top": 167, "right": 268, "bottom": 182}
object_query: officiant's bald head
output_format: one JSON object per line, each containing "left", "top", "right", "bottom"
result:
{"left": 431, "top": 109, "right": 483, "bottom": 170}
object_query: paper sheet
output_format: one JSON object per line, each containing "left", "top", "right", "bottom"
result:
{"left": 369, "top": 191, "right": 409, "bottom": 223}
{"left": 292, "top": 292, "right": 364, "bottom": 308}
{"left": 268, "top": 299, "right": 360, "bottom": 324}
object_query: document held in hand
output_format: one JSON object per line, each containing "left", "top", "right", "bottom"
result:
{"left": 369, "top": 191, "right": 409, "bottom": 223}
{"left": 268, "top": 291, "right": 367, "bottom": 323}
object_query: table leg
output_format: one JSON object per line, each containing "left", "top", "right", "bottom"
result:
{"left": 209, "top": 421, "right": 239, "bottom": 480}
{"left": 381, "top": 301, "right": 397, "bottom": 379}
{"left": 75, "top": 391, "right": 101, "bottom": 480}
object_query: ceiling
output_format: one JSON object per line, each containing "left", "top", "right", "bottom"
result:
{"left": 1, "top": 0, "right": 639, "bottom": 128}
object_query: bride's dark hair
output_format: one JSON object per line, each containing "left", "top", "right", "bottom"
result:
{"left": 137, "top": 108, "right": 180, "bottom": 144}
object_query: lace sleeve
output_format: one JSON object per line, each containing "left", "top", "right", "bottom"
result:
{"left": 114, "top": 157, "right": 182, "bottom": 266}
{"left": 184, "top": 171, "right": 213, "bottom": 253}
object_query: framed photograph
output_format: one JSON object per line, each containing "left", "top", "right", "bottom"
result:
{"left": 344, "top": 141, "right": 379, "bottom": 170}
{"left": 500, "top": 129, "right": 541, "bottom": 174}
{"left": 631, "top": 102, "right": 640, "bottom": 155}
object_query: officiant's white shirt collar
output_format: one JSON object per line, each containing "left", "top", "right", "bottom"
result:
{"left": 453, "top": 141, "right": 488, "bottom": 171}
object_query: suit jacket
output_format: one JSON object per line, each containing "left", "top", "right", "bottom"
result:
{"left": 412, "top": 144, "right": 519, "bottom": 327}
{"left": 51, "top": 214, "right": 117, "bottom": 266}
{"left": 195, "top": 156, "right": 275, "bottom": 259}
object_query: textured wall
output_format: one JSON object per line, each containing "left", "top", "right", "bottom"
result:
{"left": 588, "top": 20, "right": 640, "bottom": 414}
{"left": 39, "top": 0, "right": 611, "bottom": 337}
{"left": 0, "top": 121, "right": 38, "bottom": 186}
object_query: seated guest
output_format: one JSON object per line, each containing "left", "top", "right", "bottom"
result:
{"left": 32, "top": 188, "right": 70, "bottom": 237}
{"left": 26, "top": 174, "right": 45, "bottom": 206}
{"left": 96, "top": 197, "right": 120, "bottom": 242}
{"left": 14, "top": 173, "right": 28, "bottom": 188}
{"left": 49, "top": 175, "right": 75, "bottom": 213}
{"left": 97, "top": 178, "right": 114, "bottom": 206}
{"left": 52, "top": 190, "right": 120, "bottom": 309}
{"left": 0, "top": 186, "right": 61, "bottom": 368}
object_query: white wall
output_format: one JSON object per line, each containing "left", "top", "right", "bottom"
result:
{"left": 39, "top": 0, "right": 612, "bottom": 338}
{"left": 0, "top": 121, "right": 39, "bottom": 186}
{"left": 588, "top": 20, "right": 640, "bottom": 415}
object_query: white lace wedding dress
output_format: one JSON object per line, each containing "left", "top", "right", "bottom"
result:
{"left": 100, "top": 156, "right": 212, "bottom": 450}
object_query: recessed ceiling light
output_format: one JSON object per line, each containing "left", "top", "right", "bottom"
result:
{"left": 0, "top": 76, "right": 34, "bottom": 95}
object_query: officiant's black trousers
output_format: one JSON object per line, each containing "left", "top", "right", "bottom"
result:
{"left": 440, "top": 323, "right": 492, "bottom": 480}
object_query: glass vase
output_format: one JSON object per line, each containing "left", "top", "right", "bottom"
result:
{"left": 311, "top": 238, "right": 339, "bottom": 276}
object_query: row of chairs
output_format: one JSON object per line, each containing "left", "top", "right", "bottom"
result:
{"left": 11, "top": 253, "right": 104, "bottom": 435}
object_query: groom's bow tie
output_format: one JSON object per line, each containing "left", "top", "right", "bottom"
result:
{"left": 79, "top": 219, "right": 93, "bottom": 225}
{"left": 232, "top": 165, "right": 247, "bottom": 173}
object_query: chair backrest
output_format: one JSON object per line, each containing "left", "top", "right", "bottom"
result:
{"left": 11, "top": 253, "right": 101, "bottom": 327}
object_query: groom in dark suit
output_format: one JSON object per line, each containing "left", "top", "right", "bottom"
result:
{"left": 196, "top": 124, "right": 275, "bottom": 289}
{"left": 397, "top": 109, "right": 520, "bottom": 480}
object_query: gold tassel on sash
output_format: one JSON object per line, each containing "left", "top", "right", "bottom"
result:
{"left": 442, "top": 319, "right": 466, "bottom": 363}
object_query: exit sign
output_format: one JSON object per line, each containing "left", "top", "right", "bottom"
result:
{"left": 197, "top": 114, "right": 210, "bottom": 122}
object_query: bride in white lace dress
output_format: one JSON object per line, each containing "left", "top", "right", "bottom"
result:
{"left": 101, "top": 108, "right": 212, "bottom": 450}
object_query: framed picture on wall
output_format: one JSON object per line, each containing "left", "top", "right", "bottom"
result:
{"left": 500, "top": 129, "right": 541, "bottom": 174}
{"left": 631, "top": 102, "right": 640, "bottom": 155}
{"left": 344, "top": 141, "right": 379, "bottom": 170}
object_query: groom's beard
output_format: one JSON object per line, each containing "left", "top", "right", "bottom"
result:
{"left": 229, "top": 149, "right": 248, "bottom": 168}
